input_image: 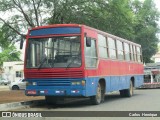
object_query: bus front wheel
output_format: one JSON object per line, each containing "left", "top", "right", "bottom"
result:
{"left": 45, "top": 96, "right": 57, "bottom": 105}
{"left": 90, "top": 83, "right": 102, "bottom": 105}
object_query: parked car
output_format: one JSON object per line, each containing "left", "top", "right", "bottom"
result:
{"left": 0, "top": 80, "right": 3, "bottom": 85}
{"left": 9, "top": 79, "right": 26, "bottom": 90}
{"left": 0, "top": 78, "right": 11, "bottom": 85}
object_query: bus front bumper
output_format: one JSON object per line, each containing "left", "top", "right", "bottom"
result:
{"left": 25, "top": 86, "right": 86, "bottom": 97}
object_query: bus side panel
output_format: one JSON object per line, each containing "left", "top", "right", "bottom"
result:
{"left": 110, "top": 76, "right": 119, "bottom": 91}
{"left": 109, "top": 76, "right": 131, "bottom": 92}
{"left": 107, "top": 75, "right": 143, "bottom": 92}
{"left": 119, "top": 61, "right": 127, "bottom": 75}
{"left": 119, "top": 76, "right": 128, "bottom": 90}
{"left": 134, "top": 75, "right": 144, "bottom": 87}
{"left": 83, "top": 75, "right": 143, "bottom": 97}
{"left": 98, "top": 60, "right": 111, "bottom": 76}
{"left": 85, "top": 77, "right": 99, "bottom": 96}
{"left": 105, "top": 76, "right": 111, "bottom": 92}
{"left": 85, "top": 76, "right": 111, "bottom": 96}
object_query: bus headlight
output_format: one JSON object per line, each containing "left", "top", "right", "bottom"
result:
{"left": 26, "top": 82, "right": 37, "bottom": 86}
{"left": 71, "top": 81, "right": 81, "bottom": 85}
{"left": 71, "top": 80, "right": 86, "bottom": 86}
{"left": 32, "top": 82, "right": 37, "bottom": 85}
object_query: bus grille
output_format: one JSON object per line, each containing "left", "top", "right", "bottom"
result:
{"left": 25, "top": 70, "right": 84, "bottom": 78}
{"left": 34, "top": 78, "right": 82, "bottom": 86}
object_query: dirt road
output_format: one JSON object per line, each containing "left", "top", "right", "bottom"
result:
{"left": 0, "top": 90, "right": 44, "bottom": 104}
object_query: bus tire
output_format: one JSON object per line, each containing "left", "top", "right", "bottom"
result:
{"left": 119, "top": 90, "right": 125, "bottom": 97}
{"left": 125, "top": 81, "right": 134, "bottom": 97}
{"left": 45, "top": 96, "right": 57, "bottom": 105}
{"left": 90, "top": 83, "right": 102, "bottom": 105}
{"left": 120, "top": 81, "right": 133, "bottom": 97}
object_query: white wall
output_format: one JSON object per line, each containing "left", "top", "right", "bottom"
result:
{"left": 3, "top": 61, "right": 24, "bottom": 82}
{"left": 155, "top": 58, "right": 160, "bottom": 63}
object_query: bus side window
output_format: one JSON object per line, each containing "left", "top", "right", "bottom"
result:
{"left": 137, "top": 46, "right": 142, "bottom": 63}
{"left": 86, "top": 37, "right": 91, "bottom": 47}
{"left": 85, "top": 38, "right": 97, "bottom": 68}
{"left": 108, "top": 37, "right": 117, "bottom": 59}
{"left": 124, "top": 43, "right": 130, "bottom": 61}
{"left": 117, "top": 40, "right": 124, "bottom": 60}
{"left": 98, "top": 34, "right": 108, "bottom": 58}
{"left": 134, "top": 46, "right": 138, "bottom": 62}
{"left": 132, "top": 45, "right": 135, "bottom": 62}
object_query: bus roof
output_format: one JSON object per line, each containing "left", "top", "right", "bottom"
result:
{"left": 30, "top": 24, "right": 141, "bottom": 47}
{"left": 84, "top": 25, "right": 141, "bottom": 47}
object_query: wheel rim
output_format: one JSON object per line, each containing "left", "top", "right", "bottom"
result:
{"left": 96, "top": 84, "right": 101, "bottom": 103}
{"left": 130, "top": 82, "right": 133, "bottom": 96}
{"left": 13, "top": 86, "right": 18, "bottom": 90}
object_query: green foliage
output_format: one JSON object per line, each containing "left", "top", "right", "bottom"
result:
{"left": 0, "top": 24, "right": 18, "bottom": 48}
{"left": 0, "top": 24, "right": 20, "bottom": 67}
{"left": 132, "top": 0, "right": 160, "bottom": 62}
{"left": 47, "top": 0, "right": 135, "bottom": 40}
{"left": 0, "top": 46, "right": 21, "bottom": 67}
{"left": 0, "top": 0, "right": 159, "bottom": 63}
{"left": 48, "top": 0, "right": 159, "bottom": 63}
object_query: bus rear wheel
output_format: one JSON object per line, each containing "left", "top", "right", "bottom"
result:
{"left": 127, "top": 81, "right": 134, "bottom": 97}
{"left": 120, "top": 81, "right": 133, "bottom": 97}
{"left": 90, "top": 83, "right": 102, "bottom": 105}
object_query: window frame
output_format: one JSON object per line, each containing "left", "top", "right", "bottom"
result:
{"left": 108, "top": 37, "right": 117, "bottom": 59}
{"left": 124, "top": 42, "right": 130, "bottom": 61}
{"left": 16, "top": 71, "right": 22, "bottom": 78}
{"left": 98, "top": 34, "right": 109, "bottom": 59}
{"left": 136, "top": 46, "right": 142, "bottom": 63}
{"left": 116, "top": 39, "right": 125, "bottom": 60}
{"left": 85, "top": 37, "right": 98, "bottom": 68}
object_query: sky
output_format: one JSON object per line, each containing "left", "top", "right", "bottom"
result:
{"left": 154, "top": 0, "right": 160, "bottom": 10}
{"left": 154, "top": 0, "right": 160, "bottom": 46}
{"left": 154, "top": 0, "right": 160, "bottom": 25}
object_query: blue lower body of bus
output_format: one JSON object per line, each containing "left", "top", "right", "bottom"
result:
{"left": 25, "top": 75, "right": 143, "bottom": 97}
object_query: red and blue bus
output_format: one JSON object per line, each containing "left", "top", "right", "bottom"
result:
{"left": 24, "top": 24, "right": 144, "bottom": 105}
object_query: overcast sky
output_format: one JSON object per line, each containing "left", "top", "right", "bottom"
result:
{"left": 154, "top": 0, "right": 160, "bottom": 10}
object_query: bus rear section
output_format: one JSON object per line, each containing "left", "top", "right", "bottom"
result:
{"left": 24, "top": 24, "right": 144, "bottom": 105}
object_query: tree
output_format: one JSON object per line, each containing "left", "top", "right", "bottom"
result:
{"left": 0, "top": 24, "right": 20, "bottom": 67}
{"left": 0, "top": 0, "right": 134, "bottom": 39}
{"left": 47, "top": 0, "right": 135, "bottom": 40}
{"left": 0, "top": 0, "right": 159, "bottom": 63}
{"left": 131, "top": 0, "right": 160, "bottom": 62}
{"left": 0, "top": 0, "right": 49, "bottom": 39}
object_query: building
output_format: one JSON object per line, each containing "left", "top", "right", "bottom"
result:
{"left": 152, "top": 52, "right": 160, "bottom": 63}
{"left": 2, "top": 61, "right": 24, "bottom": 82}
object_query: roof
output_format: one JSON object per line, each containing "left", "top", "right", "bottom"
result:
{"left": 30, "top": 24, "right": 141, "bottom": 47}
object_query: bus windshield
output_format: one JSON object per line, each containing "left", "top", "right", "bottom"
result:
{"left": 26, "top": 36, "right": 81, "bottom": 68}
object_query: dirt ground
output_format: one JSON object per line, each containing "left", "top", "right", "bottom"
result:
{"left": 0, "top": 90, "right": 44, "bottom": 104}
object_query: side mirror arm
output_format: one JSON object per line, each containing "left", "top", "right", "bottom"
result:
{"left": 20, "top": 39, "right": 24, "bottom": 49}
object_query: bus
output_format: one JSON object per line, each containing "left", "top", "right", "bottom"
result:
{"left": 23, "top": 24, "right": 144, "bottom": 105}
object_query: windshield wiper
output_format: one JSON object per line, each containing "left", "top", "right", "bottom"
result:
{"left": 38, "top": 56, "right": 47, "bottom": 69}
{"left": 66, "top": 55, "right": 80, "bottom": 69}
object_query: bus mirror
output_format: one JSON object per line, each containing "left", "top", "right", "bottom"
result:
{"left": 86, "top": 37, "right": 91, "bottom": 47}
{"left": 20, "top": 39, "right": 24, "bottom": 49}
